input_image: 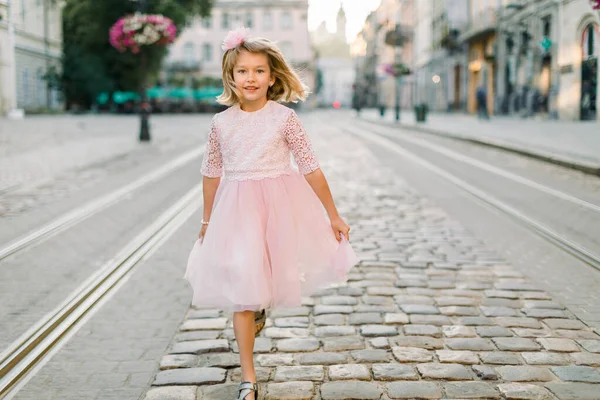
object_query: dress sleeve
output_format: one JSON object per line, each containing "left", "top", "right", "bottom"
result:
{"left": 200, "top": 116, "right": 223, "bottom": 178}
{"left": 283, "top": 110, "right": 320, "bottom": 175}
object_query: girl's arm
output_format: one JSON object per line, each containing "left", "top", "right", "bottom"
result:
{"left": 304, "top": 169, "right": 350, "bottom": 241}
{"left": 202, "top": 176, "right": 221, "bottom": 222}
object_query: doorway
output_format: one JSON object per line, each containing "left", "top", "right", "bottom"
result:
{"left": 580, "top": 23, "right": 598, "bottom": 121}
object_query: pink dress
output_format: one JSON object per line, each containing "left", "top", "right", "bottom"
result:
{"left": 184, "top": 100, "right": 359, "bottom": 312}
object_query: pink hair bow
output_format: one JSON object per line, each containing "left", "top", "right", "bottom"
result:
{"left": 221, "top": 27, "right": 251, "bottom": 51}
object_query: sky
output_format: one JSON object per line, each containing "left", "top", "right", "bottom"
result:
{"left": 307, "top": 0, "right": 382, "bottom": 43}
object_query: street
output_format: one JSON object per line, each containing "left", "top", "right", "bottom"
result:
{"left": 1, "top": 112, "right": 600, "bottom": 400}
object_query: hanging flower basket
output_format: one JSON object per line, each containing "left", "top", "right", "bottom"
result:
{"left": 383, "top": 63, "right": 411, "bottom": 77}
{"left": 592, "top": 0, "right": 600, "bottom": 9}
{"left": 110, "top": 13, "right": 177, "bottom": 54}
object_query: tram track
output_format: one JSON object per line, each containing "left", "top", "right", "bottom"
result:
{"left": 0, "top": 147, "right": 203, "bottom": 262}
{"left": 0, "top": 184, "right": 203, "bottom": 399}
{"left": 344, "top": 122, "right": 600, "bottom": 273}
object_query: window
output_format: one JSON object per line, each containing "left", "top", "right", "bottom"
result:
{"left": 184, "top": 42, "right": 195, "bottom": 64}
{"left": 203, "top": 43, "right": 212, "bottom": 62}
{"left": 245, "top": 11, "right": 253, "bottom": 29}
{"left": 281, "top": 11, "right": 292, "bottom": 30}
{"left": 263, "top": 11, "right": 272, "bottom": 30}
{"left": 37, "top": 68, "right": 45, "bottom": 106}
{"left": 280, "top": 41, "right": 292, "bottom": 58}
{"left": 202, "top": 16, "right": 212, "bottom": 29}
{"left": 222, "top": 12, "right": 230, "bottom": 29}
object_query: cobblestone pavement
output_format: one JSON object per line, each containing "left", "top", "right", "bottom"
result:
{"left": 143, "top": 118, "right": 600, "bottom": 400}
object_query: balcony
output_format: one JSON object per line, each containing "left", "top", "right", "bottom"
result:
{"left": 384, "top": 24, "right": 413, "bottom": 47}
{"left": 458, "top": 7, "right": 498, "bottom": 43}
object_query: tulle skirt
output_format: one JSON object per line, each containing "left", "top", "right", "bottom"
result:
{"left": 183, "top": 171, "right": 359, "bottom": 312}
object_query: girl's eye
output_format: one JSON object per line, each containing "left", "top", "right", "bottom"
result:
{"left": 257, "top": 70, "right": 264, "bottom": 73}
{"left": 237, "top": 70, "right": 245, "bottom": 74}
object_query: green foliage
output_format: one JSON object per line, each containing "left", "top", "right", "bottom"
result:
{"left": 62, "top": 0, "right": 214, "bottom": 107}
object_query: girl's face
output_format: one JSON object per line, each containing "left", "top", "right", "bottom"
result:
{"left": 233, "top": 50, "right": 275, "bottom": 105}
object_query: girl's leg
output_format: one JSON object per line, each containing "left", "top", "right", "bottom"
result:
{"left": 233, "top": 311, "right": 257, "bottom": 400}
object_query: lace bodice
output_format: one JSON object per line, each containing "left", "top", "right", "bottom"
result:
{"left": 200, "top": 100, "right": 320, "bottom": 180}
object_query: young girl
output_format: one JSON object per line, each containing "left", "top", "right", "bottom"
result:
{"left": 184, "top": 27, "right": 358, "bottom": 400}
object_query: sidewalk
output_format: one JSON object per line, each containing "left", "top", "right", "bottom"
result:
{"left": 359, "top": 109, "right": 600, "bottom": 176}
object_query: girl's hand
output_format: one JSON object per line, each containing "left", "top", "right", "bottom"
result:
{"left": 330, "top": 215, "right": 350, "bottom": 242}
{"left": 199, "top": 224, "right": 208, "bottom": 242}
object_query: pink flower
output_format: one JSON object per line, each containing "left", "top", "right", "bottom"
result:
{"left": 221, "top": 26, "right": 251, "bottom": 51}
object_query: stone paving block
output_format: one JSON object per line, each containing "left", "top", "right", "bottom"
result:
{"left": 523, "top": 308, "right": 569, "bottom": 318}
{"left": 495, "top": 317, "right": 543, "bottom": 329}
{"left": 395, "top": 295, "right": 435, "bottom": 305}
{"left": 320, "top": 381, "right": 382, "bottom": 399}
{"left": 264, "top": 327, "right": 310, "bottom": 338}
{"left": 577, "top": 340, "right": 600, "bottom": 353}
{"left": 256, "top": 354, "right": 295, "bottom": 367}
{"left": 367, "top": 286, "right": 402, "bottom": 296}
{"left": 512, "top": 328, "right": 554, "bottom": 338}
{"left": 143, "top": 386, "right": 197, "bottom": 400}
{"left": 440, "top": 306, "right": 480, "bottom": 316}
{"left": 475, "top": 325, "right": 514, "bottom": 337}
{"left": 355, "top": 304, "right": 398, "bottom": 313}
{"left": 480, "top": 352, "right": 523, "bottom": 365}
{"left": 348, "top": 313, "right": 383, "bottom": 325}
{"left": 180, "top": 318, "right": 228, "bottom": 331}
{"left": 481, "top": 306, "right": 520, "bottom": 317}
{"left": 159, "top": 355, "right": 199, "bottom": 370}
{"left": 321, "top": 296, "right": 359, "bottom": 306}
{"left": 274, "top": 317, "right": 310, "bottom": 328}
{"left": 175, "top": 330, "right": 221, "bottom": 341}
{"left": 435, "top": 296, "right": 478, "bottom": 306}
{"left": 403, "top": 324, "right": 441, "bottom": 337}
{"left": 524, "top": 300, "right": 565, "bottom": 309}
{"left": 153, "top": 367, "right": 226, "bottom": 386}
{"left": 198, "top": 353, "right": 240, "bottom": 368}
{"left": 360, "top": 324, "right": 398, "bottom": 336}
{"left": 315, "top": 326, "right": 357, "bottom": 337}
{"left": 436, "top": 350, "right": 479, "bottom": 364}
{"left": 410, "top": 314, "right": 453, "bottom": 326}
{"left": 328, "top": 364, "right": 371, "bottom": 380}
{"left": 313, "top": 305, "right": 354, "bottom": 315}
{"left": 472, "top": 365, "right": 498, "bottom": 380}
{"left": 369, "top": 337, "right": 390, "bottom": 349}
{"left": 269, "top": 307, "right": 310, "bottom": 318}
{"left": 314, "top": 314, "right": 346, "bottom": 326}
{"left": 446, "top": 338, "right": 496, "bottom": 351}
{"left": 393, "top": 336, "right": 444, "bottom": 349}
{"left": 521, "top": 352, "right": 570, "bottom": 365}
{"left": 571, "top": 352, "right": 600, "bottom": 366}
{"left": 545, "top": 382, "right": 600, "bottom": 399}
{"left": 169, "top": 339, "right": 229, "bottom": 355}
{"left": 276, "top": 338, "right": 320, "bottom": 352}
{"left": 384, "top": 313, "right": 410, "bottom": 324}
{"left": 401, "top": 304, "right": 440, "bottom": 314}
{"left": 481, "top": 298, "right": 522, "bottom": 308}
{"left": 484, "top": 290, "right": 520, "bottom": 299}
{"left": 386, "top": 381, "right": 442, "bottom": 399}
{"left": 265, "top": 381, "right": 315, "bottom": 400}
{"left": 392, "top": 346, "right": 434, "bottom": 362}
{"left": 274, "top": 366, "right": 325, "bottom": 382}
{"left": 493, "top": 338, "right": 541, "bottom": 351}
{"left": 230, "top": 366, "right": 273, "bottom": 382}
{"left": 200, "top": 383, "right": 238, "bottom": 400}
{"left": 497, "top": 383, "right": 554, "bottom": 400}
{"left": 350, "top": 349, "right": 390, "bottom": 363}
{"left": 496, "top": 366, "right": 555, "bottom": 382}
{"left": 416, "top": 363, "right": 472, "bottom": 380}
{"left": 456, "top": 316, "right": 493, "bottom": 326}
{"left": 362, "top": 295, "right": 394, "bottom": 305}
{"left": 322, "top": 336, "right": 365, "bottom": 351}
{"left": 557, "top": 330, "right": 600, "bottom": 340}
{"left": 337, "top": 287, "right": 364, "bottom": 296}
{"left": 443, "top": 381, "right": 500, "bottom": 398}
{"left": 187, "top": 309, "right": 221, "bottom": 319}
{"left": 295, "top": 351, "right": 348, "bottom": 366}
{"left": 443, "top": 325, "right": 477, "bottom": 338}
{"left": 538, "top": 338, "right": 580, "bottom": 352}
{"left": 544, "top": 319, "right": 587, "bottom": 330}
{"left": 372, "top": 363, "right": 418, "bottom": 380}
{"left": 550, "top": 366, "right": 600, "bottom": 383}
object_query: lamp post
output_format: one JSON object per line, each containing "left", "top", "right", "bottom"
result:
{"left": 131, "top": 0, "right": 151, "bottom": 142}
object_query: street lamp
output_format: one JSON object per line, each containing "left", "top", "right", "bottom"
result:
{"left": 131, "top": 0, "right": 151, "bottom": 142}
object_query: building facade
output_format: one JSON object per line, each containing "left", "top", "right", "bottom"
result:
{"left": 0, "top": 0, "right": 62, "bottom": 115}
{"left": 311, "top": 6, "right": 354, "bottom": 108}
{"left": 165, "top": 0, "right": 314, "bottom": 99}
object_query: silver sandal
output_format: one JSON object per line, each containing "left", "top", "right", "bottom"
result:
{"left": 237, "top": 381, "right": 258, "bottom": 400}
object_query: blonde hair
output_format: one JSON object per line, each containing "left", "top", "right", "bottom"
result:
{"left": 217, "top": 37, "right": 310, "bottom": 106}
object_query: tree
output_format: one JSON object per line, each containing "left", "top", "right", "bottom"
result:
{"left": 62, "top": 0, "right": 214, "bottom": 108}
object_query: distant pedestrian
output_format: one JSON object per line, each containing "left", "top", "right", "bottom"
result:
{"left": 183, "top": 27, "right": 358, "bottom": 400}
{"left": 476, "top": 84, "right": 489, "bottom": 120}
